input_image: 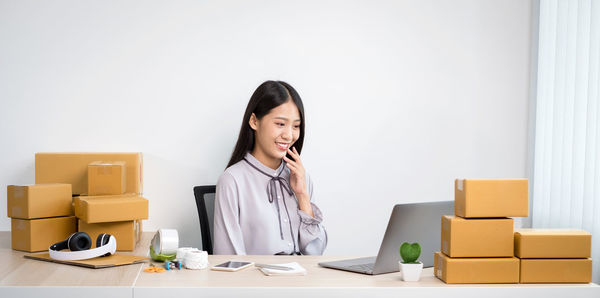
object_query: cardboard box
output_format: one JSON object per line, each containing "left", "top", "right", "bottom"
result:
{"left": 25, "top": 253, "right": 148, "bottom": 269}
{"left": 520, "top": 258, "right": 592, "bottom": 283}
{"left": 454, "top": 179, "right": 528, "bottom": 218}
{"left": 434, "top": 252, "right": 519, "bottom": 284}
{"left": 78, "top": 220, "right": 141, "bottom": 251}
{"left": 74, "top": 194, "right": 148, "bottom": 223}
{"left": 514, "top": 229, "right": 591, "bottom": 258}
{"left": 35, "top": 153, "right": 143, "bottom": 195}
{"left": 7, "top": 184, "right": 73, "bottom": 219}
{"left": 441, "top": 216, "right": 513, "bottom": 257}
{"left": 11, "top": 216, "right": 77, "bottom": 252}
{"left": 88, "top": 161, "right": 126, "bottom": 196}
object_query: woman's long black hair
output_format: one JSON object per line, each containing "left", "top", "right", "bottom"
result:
{"left": 226, "top": 80, "right": 305, "bottom": 168}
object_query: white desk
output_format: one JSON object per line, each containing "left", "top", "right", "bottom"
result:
{"left": 0, "top": 231, "right": 146, "bottom": 298}
{"left": 1, "top": 232, "right": 598, "bottom": 298}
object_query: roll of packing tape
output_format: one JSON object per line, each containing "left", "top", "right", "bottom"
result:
{"left": 184, "top": 250, "right": 208, "bottom": 270}
{"left": 176, "top": 247, "right": 195, "bottom": 261}
{"left": 151, "top": 229, "right": 179, "bottom": 255}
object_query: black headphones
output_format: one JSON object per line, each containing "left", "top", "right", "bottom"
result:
{"left": 49, "top": 232, "right": 117, "bottom": 261}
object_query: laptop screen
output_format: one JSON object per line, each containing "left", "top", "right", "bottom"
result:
{"left": 372, "top": 201, "right": 454, "bottom": 274}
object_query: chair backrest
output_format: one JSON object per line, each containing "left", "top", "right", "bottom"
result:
{"left": 193, "top": 185, "right": 216, "bottom": 254}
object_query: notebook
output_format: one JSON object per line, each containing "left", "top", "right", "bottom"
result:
{"left": 258, "top": 262, "right": 307, "bottom": 276}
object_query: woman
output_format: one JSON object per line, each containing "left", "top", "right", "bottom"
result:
{"left": 213, "top": 80, "right": 327, "bottom": 255}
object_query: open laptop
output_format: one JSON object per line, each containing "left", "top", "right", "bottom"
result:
{"left": 318, "top": 201, "right": 454, "bottom": 275}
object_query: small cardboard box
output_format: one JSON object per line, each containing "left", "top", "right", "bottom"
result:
{"left": 454, "top": 179, "right": 528, "bottom": 218}
{"left": 88, "top": 161, "right": 126, "bottom": 196}
{"left": 73, "top": 194, "right": 148, "bottom": 223}
{"left": 441, "top": 216, "right": 514, "bottom": 257}
{"left": 11, "top": 216, "right": 77, "bottom": 252}
{"left": 434, "top": 252, "right": 519, "bottom": 284}
{"left": 7, "top": 184, "right": 73, "bottom": 219}
{"left": 514, "top": 229, "right": 591, "bottom": 258}
{"left": 35, "top": 153, "right": 143, "bottom": 195}
{"left": 520, "top": 258, "right": 592, "bottom": 283}
{"left": 78, "top": 219, "right": 141, "bottom": 251}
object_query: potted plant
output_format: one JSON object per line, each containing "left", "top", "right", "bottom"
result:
{"left": 399, "top": 242, "right": 423, "bottom": 281}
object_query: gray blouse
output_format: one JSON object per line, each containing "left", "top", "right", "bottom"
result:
{"left": 213, "top": 152, "right": 328, "bottom": 255}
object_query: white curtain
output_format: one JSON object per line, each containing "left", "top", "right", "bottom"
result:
{"left": 532, "top": 0, "right": 600, "bottom": 283}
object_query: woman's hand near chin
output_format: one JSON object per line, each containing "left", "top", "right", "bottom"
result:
{"left": 283, "top": 147, "right": 313, "bottom": 217}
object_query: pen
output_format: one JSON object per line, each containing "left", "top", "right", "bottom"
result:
{"left": 254, "top": 263, "right": 294, "bottom": 271}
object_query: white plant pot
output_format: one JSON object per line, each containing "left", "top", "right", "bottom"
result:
{"left": 399, "top": 261, "right": 423, "bottom": 281}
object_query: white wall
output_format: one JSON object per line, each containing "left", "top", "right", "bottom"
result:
{"left": 0, "top": 0, "right": 532, "bottom": 256}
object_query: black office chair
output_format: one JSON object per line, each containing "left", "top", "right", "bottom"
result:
{"left": 193, "top": 185, "right": 216, "bottom": 255}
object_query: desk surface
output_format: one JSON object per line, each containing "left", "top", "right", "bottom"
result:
{"left": 0, "top": 231, "right": 145, "bottom": 287}
{"left": 1, "top": 231, "right": 599, "bottom": 298}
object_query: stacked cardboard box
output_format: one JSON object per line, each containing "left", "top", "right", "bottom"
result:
{"left": 7, "top": 152, "right": 146, "bottom": 252}
{"left": 515, "top": 229, "right": 592, "bottom": 283}
{"left": 434, "top": 179, "right": 527, "bottom": 284}
{"left": 35, "top": 153, "right": 143, "bottom": 195}
{"left": 88, "top": 161, "right": 126, "bottom": 196}
{"left": 74, "top": 194, "right": 148, "bottom": 251}
{"left": 435, "top": 179, "right": 593, "bottom": 284}
{"left": 71, "top": 154, "right": 146, "bottom": 251}
{"left": 7, "top": 184, "right": 77, "bottom": 252}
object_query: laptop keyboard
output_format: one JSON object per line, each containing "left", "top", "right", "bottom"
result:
{"left": 348, "top": 263, "right": 374, "bottom": 272}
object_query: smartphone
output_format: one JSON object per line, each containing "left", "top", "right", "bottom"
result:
{"left": 285, "top": 146, "right": 297, "bottom": 162}
{"left": 210, "top": 261, "right": 254, "bottom": 272}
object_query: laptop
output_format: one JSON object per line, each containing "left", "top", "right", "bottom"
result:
{"left": 318, "top": 201, "right": 454, "bottom": 275}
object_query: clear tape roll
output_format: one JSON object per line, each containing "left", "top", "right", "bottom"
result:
{"left": 151, "top": 229, "right": 179, "bottom": 255}
{"left": 184, "top": 249, "right": 208, "bottom": 270}
{"left": 176, "top": 247, "right": 195, "bottom": 261}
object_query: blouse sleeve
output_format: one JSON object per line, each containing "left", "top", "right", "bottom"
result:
{"left": 297, "top": 174, "right": 328, "bottom": 255}
{"left": 213, "top": 171, "right": 247, "bottom": 255}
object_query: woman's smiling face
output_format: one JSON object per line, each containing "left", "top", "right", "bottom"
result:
{"left": 250, "top": 99, "right": 301, "bottom": 169}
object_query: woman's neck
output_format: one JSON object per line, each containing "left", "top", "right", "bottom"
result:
{"left": 250, "top": 149, "right": 282, "bottom": 170}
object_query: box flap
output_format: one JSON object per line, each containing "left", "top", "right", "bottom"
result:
{"left": 515, "top": 229, "right": 590, "bottom": 236}
{"left": 24, "top": 252, "right": 147, "bottom": 268}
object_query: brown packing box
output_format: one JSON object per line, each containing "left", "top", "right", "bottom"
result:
{"left": 454, "top": 179, "right": 528, "bottom": 218}
{"left": 35, "top": 153, "right": 143, "bottom": 195}
{"left": 78, "top": 220, "right": 142, "bottom": 251}
{"left": 88, "top": 161, "right": 126, "bottom": 195}
{"left": 73, "top": 194, "right": 148, "bottom": 223}
{"left": 434, "top": 252, "right": 519, "bottom": 284}
{"left": 7, "top": 184, "right": 73, "bottom": 219}
{"left": 520, "top": 258, "right": 592, "bottom": 283}
{"left": 441, "top": 216, "right": 514, "bottom": 257}
{"left": 11, "top": 216, "right": 77, "bottom": 252}
{"left": 514, "top": 229, "right": 591, "bottom": 258}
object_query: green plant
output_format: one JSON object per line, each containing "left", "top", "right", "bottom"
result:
{"left": 399, "top": 242, "right": 421, "bottom": 264}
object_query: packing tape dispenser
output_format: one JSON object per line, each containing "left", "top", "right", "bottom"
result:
{"left": 150, "top": 229, "right": 179, "bottom": 262}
